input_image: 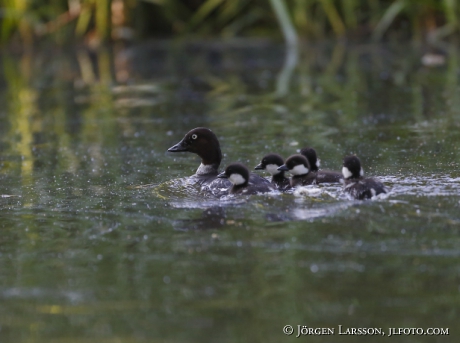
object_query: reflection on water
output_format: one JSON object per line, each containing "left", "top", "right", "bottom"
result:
{"left": 1, "top": 41, "right": 460, "bottom": 342}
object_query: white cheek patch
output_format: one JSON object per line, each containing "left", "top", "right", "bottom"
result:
{"left": 342, "top": 166, "right": 352, "bottom": 179}
{"left": 291, "top": 164, "right": 309, "bottom": 176}
{"left": 360, "top": 168, "right": 364, "bottom": 176}
{"left": 316, "top": 159, "right": 321, "bottom": 168}
{"left": 265, "top": 164, "right": 281, "bottom": 175}
{"left": 229, "top": 173, "right": 246, "bottom": 185}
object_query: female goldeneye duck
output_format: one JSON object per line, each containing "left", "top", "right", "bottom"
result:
{"left": 254, "top": 153, "right": 290, "bottom": 190}
{"left": 218, "top": 163, "right": 275, "bottom": 194}
{"left": 277, "top": 154, "right": 316, "bottom": 187}
{"left": 342, "top": 155, "right": 387, "bottom": 200}
{"left": 300, "top": 147, "right": 342, "bottom": 183}
{"left": 167, "top": 127, "right": 269, "bottom": 193}
{"left": 168, "top": 127, "right": 222, "bottom": 178}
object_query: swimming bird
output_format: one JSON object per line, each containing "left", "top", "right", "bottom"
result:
{"left": 218, "top": 163, "right": 275, "bottom": 194}
{"left": 278, "top": 154, "right": 316, "bottom": 187}
{"left": 254, "top": 153, "right": 290, "bottom": 190}
{"left": 167, "top": 127, "right": 269, "bottom": 196}
{"left": 300, "top": 147, "right": 342, "bottom": 183}
{"left": 342, "top": 155, "right": 387, "bottom": 200}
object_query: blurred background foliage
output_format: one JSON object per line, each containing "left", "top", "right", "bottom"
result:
{"left": 1, "top": 0, "right": 460, "bottom": 46}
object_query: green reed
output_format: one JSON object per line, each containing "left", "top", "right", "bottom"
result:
{"left": 0, "top": 0, "right": 459, "bottom": 45}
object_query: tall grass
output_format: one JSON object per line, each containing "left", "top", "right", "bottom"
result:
{"left": 1, "top": 0, "right": 459, "bottom": 45}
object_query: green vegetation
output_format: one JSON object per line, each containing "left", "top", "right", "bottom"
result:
{"left": 1, "top": 0, "right": 460, "bottom": 45}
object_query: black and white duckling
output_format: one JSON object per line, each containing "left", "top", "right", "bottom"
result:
{"left": 254, "top": 153, "right": 290, "bottom": 190}
{"left": 300, "top": 147, "right": 342, "bottom": 183}
{"left": 218, "top": 163, "right": 275, "bottom": 195}
{"left": 342, "top": 155, "right": 387, "bottom": 200}
{"left": 167, "top": 127, "right": 269, "bottom": 194}
{"left": 277, "top": 154, "right": 316, "bottom": 187}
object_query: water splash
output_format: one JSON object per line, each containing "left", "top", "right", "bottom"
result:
{"left": 380, "top": 174, "right": 460, "bottom": 197}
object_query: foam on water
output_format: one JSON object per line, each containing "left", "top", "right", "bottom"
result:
{"left": 380, "top": 174, "right": 460, "bottom": 197}
{"left": 146, "top": 173, "right": 460, "bottom": 224}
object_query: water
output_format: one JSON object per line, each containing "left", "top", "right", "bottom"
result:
{"left": 1, "top": 41, "right": 459, "bottom": 342}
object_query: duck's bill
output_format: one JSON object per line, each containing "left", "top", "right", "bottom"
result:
{"left": 167, "top": 139, "right": 188, "bottom": 152}
{"left": 254, "top": 163, "right": 264, "bottom": 170}
{"left": 277, "top": 165, "right": 289, "bottom": 172}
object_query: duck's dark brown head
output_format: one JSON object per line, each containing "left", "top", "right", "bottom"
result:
{"left": 278, "top": 154, "right": 311, "bottom": 176}
{"left": 342, "top": 155, "right": 363, "bottom": 179}
{"left": 168, "top": 127, "right": 222, "bottom": 170}
{"left": 254, "top": 153, "right": 284, "bottom": 176}
{"left": 300, "top": 147, "right": 319, "bottom": 171}
{"left": 217, "top": 163, "right": 249, "bottom": 187}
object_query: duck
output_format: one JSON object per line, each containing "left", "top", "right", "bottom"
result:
{"left": 300, "top": 147, "right": 342, "bottom": 183}
{"left": 254, "top": 153, "right": 290, "bottom": 190}
{"left": 217, "top": 163, "right": 275, "bottom": 194}
{"left": 342, "top": 155, "right": 387, "bottom": 200}
{"left": 277, "top": 154, "right": 316, "bottom": 187}
{"left": 167, "top": 127, "right": 270, "bottom": 195}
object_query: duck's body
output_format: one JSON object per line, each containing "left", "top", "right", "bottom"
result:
{"left": 342, "top": 155, "right": 387, "bottom": 200}
{"left": 218, "top": 163, "right": 275, "bottom": 195}
{"left": 167, "top": 127, "right": 269, "bottom": 196}
{"left": 278, "top": 154, "right": 315, "bottom": 187}
{"left": 300, "top": 147, "right": 342, "bottom": 184}
{"left": 254, "top": 153, "right": 290, "bottom": 190}
{"left": 291, "top": 173, "right": 317, "bottom": 187}
{"left": 316, "top": 171, "right": 342, "bottom": 183}
{"left": 343, "top": 178, "right": 387, "bottom": 200}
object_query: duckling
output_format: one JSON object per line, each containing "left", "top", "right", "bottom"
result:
{"left": 342, "top": 155, "right": 387, "bottom": 200}
{"left": 278, "top": 154, "right": 316, "bottom": 187}
{"left": 300, "top": 147, "right": 342, "bottom": 183}
{"left": 254, "top": 153, "right": 290, "bottom": 190}
{"left": 218, "top": 163, "right": 275, "bottom": 194}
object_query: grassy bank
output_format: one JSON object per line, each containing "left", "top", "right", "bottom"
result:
{"left": 1, "top": 0, "right": 459, "bottom": 45}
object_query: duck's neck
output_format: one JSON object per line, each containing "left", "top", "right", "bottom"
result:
{"left": 196, "top": 145, "right": 222, "bottom": 175}
{"left": 196, "top": 163, "right": 219, "bottom": 176}
{"left": 272, "top": 172, "right": 287, "bottom": 183}
{"left": 292, "top": 172, "right": 310, "bottom": 179}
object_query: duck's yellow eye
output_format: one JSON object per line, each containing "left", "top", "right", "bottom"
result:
{"left": 191, "top": 134, "right": 198, "bottom": 140}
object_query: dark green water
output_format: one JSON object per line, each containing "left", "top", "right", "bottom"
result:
{"left": 1, "top": 41, "right": 459, "bottom": 342}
